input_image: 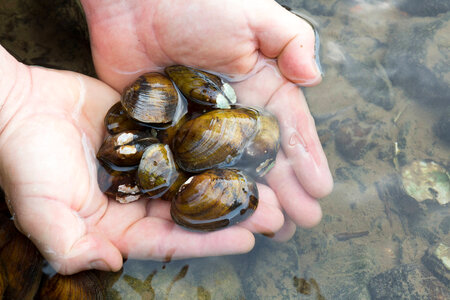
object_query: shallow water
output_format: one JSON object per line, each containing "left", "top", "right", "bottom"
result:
{"left": 0, "top": 0, "right": 449, "bottom": 299}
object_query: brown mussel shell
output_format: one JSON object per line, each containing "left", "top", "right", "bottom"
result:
{"left": 105, "top": 174, "right": 143, "bottom": 204}
{"left": 104, "top": 102, "right": 147, "bottom": 134}
{"left": 137, "top": 143, "right": 179, "bottom": 198}
{"left": 165, "top": 65, "right": 236, "bottom": 109}
{"left": 237, "top": 108, "right": 281, "bottom": 177}
{"left": 97, "top": 131, "right": 158, "bottom": 167}
{"left": 172, "top": 108, "right": 258, "bottom": 172}
{"left": 161, "top": 170, "right": 190, "bottom": 201}
{"left": 0, "top": 231, "right": 43, "bottom": 300}
{"left": 121, "top": 73, "right": 178, "bottom": 124}
{"left": 170, "top": 169, "right": 258, "bottom": 231}
{"left": 38, "top": 271, "right": 106, "bottom": 300}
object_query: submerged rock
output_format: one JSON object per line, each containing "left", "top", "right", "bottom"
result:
{"left": 422, "top": 243, "right": 450, "bottom": 286}
{"left": 341, "top": 55, "right": 394, "bottom": 110}
{"left": 368, "top": 264, "right": 450, "bottom": 299}
{"left": 384, "top": 14, "right": 450, "bottom": 107}
{"left": 434, "top": 106, "right": 450, "bottom": 144}
{"left": 334, "top": 118, "right": 377, "bottom": 164}
{"left": 396, "top": 0, "right": 450, "bottom": 17}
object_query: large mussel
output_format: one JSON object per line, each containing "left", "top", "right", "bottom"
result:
{"left": 172, "top": 108, "right": 258, "bottom": 172}
{"left": 165, "top": 65, "right": 236, "bottom": 109}
{"left": 236, "top": 108, "right": 280, "bottom": 177}
{"left": 170, "top": 169, "right": 258, "bottom": 231}
{"left": 38, "top": 271, "right": 106, "bottom": 300}
{"left": 121, "top": 73, "right": 178, "bottom": 124}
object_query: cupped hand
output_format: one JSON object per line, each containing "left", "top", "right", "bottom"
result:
{"left": 0, "top": 45, "right": 284, "bottom": 275}
{"left": 82, "top": 0, "right": 333, "bottom": 229}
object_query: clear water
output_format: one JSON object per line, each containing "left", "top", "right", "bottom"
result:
{"left": 0, "top": 0, "right": 449, "bottom": 299}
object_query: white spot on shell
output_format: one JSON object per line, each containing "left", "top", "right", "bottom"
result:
{"left": 118, "top": 184, "right": 140, "bottom": 194}
{"left": 118, "top": 145, "right": 137, "bottom": 155}
{"left": 117, "top": 132, "right": 134, "bottom": 145}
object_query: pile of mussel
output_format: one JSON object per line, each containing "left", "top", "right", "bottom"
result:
{"left": 97, "top": 65, "right": 280, "bottom": 231}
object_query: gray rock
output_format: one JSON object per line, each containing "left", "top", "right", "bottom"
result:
{"left": 397, "top": 0, "right": 450, "bottom": 17}
{"left": 368, "top": 264, "right": 449, "bottom": 300}
{"left": 422, "top": 243, "right": 450, "bottom": 286}
{"left": 384, "top": 14, "right": 450, "bottom": 107}
{"left": 434, "top": 106, "right": 450, "bottom": 144}
{"left": 341, "top": 55, "right": 394, "bottom": 110}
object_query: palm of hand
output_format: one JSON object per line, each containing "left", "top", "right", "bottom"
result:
{"left": 3, "top": 65, "right": 284, "bottom": 274}
{"left": 1, "top": 0, "right": 333, "bottom": 275}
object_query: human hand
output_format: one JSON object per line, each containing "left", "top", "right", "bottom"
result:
{"left": 0, "top": 45, "right": 287, "bottom": 275}
{"left": 82, "top": 0, "right": 333, "bottom": 229}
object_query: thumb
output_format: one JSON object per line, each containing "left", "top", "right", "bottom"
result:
{"left": 246, "top": 0, "right": 321, "bottom": 85}
{"left": 10, "top": 196, "right": 123, "bottom": 275}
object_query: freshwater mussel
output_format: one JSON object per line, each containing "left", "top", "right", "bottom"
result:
{"left": 165, "top": 65, "right": 236, "bottom": 109}
{"left": 170, "top": 169, "right": 258, "bottom": 231}
{"left": 97, "top": 66, "right": 281, "bottom": 231}
{"left": 121, "top": 73, "right": 178, "bottom": 124}
{"left": 172, "top": 108, "right": 258, "bottom": 173}
{"left": 97, "top": 130, "right": 158, "bottom": 167}
{"left": 137, "top": 143, "right": 179, "bottom": 198}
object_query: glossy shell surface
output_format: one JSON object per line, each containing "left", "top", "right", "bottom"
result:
{"left": 172, "top": 108, "right": 258, "bottom": 172}
{"left": 238, "top": 109, "right": 280, "bottom": 177}
{"left": 170, "top": 169, "right": 258, "bottom": 231}
{"left": 165, "top": 65, "right": 236, "bottom": 109}
{"left": 104, "top": 102, "right": 146, "bottom": 134}
{"left": 121, "top": 73, "right": 178, "bottom": 124}
{"left": 97, "top": 131, "right": 158, "bottom": 167}
{"left": 137, "top": 143, "right": 179, "bottom": 197}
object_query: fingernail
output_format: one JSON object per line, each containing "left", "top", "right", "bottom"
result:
{"left": 90, "top": 259, "right": 111, "bottom": 271}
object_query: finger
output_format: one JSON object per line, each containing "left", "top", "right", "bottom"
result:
{"left": 245, "top": 0, "right": 321, "bottom": 85}
{"left": 238, "top": 184, "right": 284, "bottom": 235}
{"left": 271, "top": 215, "right": 297, "bottom": 242}
{"left": 112, "top": 217, "right": 255, "bottom": 260}
{"left": 9, "top": 195, "right": 122, "bottom": 275}
{"left": 266, "top": 83, "right": 333, "bottom": 198}
{"left": 265, "top": 151, "right": 322, "bottom": 228}
{"left": 233, "top": 64, "right": 333, "bottom": 199}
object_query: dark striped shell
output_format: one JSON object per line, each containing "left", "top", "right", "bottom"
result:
{"left": 165, "top": 65, "right": 236, "bottom": 109}
{"left": 172, "top": 108, "right": 258, "bottom": 172}
{"left": 170, "top": 169, "right": 258, "bottom": 231}
{"left": 121, "top": 73, "right": 178, "bottom": 124}
{"left": 104, "top": 102, "right": 146, "bottom": 134}
{"left": 96, "top": 131, "right": 158, "bottom": 167}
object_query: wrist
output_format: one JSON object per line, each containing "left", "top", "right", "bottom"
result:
{"left": 0, "top": 45, "right": 30, "bottom": 136}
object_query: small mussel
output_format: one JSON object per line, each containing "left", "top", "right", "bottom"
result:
{"left": 104, "top": 102, "right": 147, "bottom": 134}
{"left": 97, "top": 131, "right": 158, "bottom": 167}
{"left": 237, "top": 108, "right": 280, "bottom": 177}
{"left": 165, "top": 65, "right": 236, "bottom": 109}
{"left": 170, "top": 169, "right": 258, "bottom": 231}
{"left": 172, "top": 108, "right": 258, "bottom": 172}
{"left": 105, "top": 174, "right": 143, "bottom": 204}
{"left": 137, "top": 143, "right": 179, "bottom": 198}
{"left": 121, "top": 73, "right": 178, "bottom": 124}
